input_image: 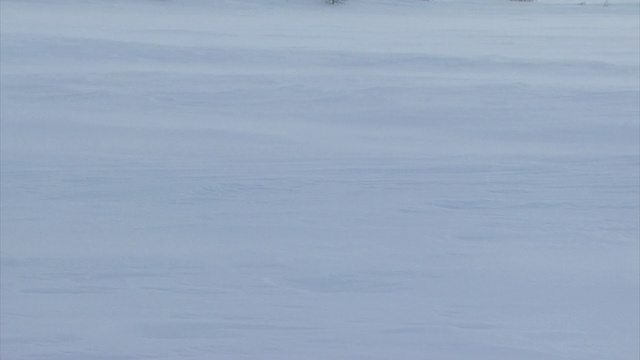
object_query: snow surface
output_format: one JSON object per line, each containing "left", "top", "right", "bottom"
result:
{"left": 1, "top": 0, "right": 639, "bottom": 359}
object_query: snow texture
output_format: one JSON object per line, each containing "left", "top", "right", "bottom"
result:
{"left": 1, "top": 0, "right": 639, "bottom": 359}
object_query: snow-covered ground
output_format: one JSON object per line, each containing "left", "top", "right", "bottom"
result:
{"left": 1, "top": 0, "right": 639, "bottom": 359}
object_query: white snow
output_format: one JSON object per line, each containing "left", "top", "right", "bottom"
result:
{"left": 1, "top": 0, "right": 639, "bottom": 359}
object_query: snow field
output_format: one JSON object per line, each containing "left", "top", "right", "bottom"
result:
{"left": 1, "top": 0, "right": 639, "bottom": 359}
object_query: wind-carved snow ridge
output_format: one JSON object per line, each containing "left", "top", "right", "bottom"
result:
{"left": 1, "top": 0, "right": 638, "bottom": 359}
